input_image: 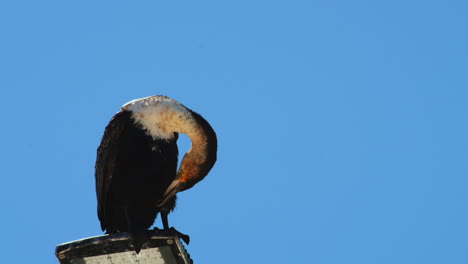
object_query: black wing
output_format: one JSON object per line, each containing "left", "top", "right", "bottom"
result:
{"left": 95, "top": 110, "right": 130, "bottom": 231}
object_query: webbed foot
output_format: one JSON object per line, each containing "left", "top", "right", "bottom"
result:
{"left": 168, "top": 227, "right": 190, "bottom": 244}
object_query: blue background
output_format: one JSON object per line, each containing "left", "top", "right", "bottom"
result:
{"left": 1, "top": 1, "right": 467, "bottom": 263}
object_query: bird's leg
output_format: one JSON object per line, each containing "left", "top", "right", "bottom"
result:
{"left": 161, "top": 210, "right": 170, "bottom": 230}
{"left": 160, "top": 211, "right": 190, "bottom": 244}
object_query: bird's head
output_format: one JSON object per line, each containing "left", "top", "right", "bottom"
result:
{"left": 157, "top": 109, "right": 217, "bottom": 207}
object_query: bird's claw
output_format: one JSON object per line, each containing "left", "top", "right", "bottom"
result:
{"left": 168, "top": 227, "right": 190, "bottom": 244}
{"left": 151, "top": 227, "right": 190, "bottom": 244}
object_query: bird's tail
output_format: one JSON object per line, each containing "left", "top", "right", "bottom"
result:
{"left": 131, "top": 230, "right": 150, "bottom": 254}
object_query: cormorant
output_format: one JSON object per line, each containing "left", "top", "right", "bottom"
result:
{"left": 95, "top": 95, "right": 217, "bottom": 252}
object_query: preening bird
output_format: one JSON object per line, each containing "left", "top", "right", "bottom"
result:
{"left": 95, "top": 95, "right": 217, "bottom": 250}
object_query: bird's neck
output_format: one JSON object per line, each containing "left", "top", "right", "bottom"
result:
{"left": 177, "top": 113, "right": 217, "bottom": 187}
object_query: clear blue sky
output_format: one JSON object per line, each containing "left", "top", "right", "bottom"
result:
{"left": 1, "top": 1, "right": 467, "bottom": 263}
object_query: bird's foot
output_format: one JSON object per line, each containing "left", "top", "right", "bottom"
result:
{"left": 168, "top": 227, "right": 190, "bottom": 244}
{"left": 152, "top": 226, "right": 190, "bottom": 244}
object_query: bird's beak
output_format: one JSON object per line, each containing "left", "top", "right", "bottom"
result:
{"left": 157, "top": 179, "right": 186, "bottom": 207}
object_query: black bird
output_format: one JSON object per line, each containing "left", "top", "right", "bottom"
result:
{"left": 95, "top": 95, "right": 217, "bottom": 252}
